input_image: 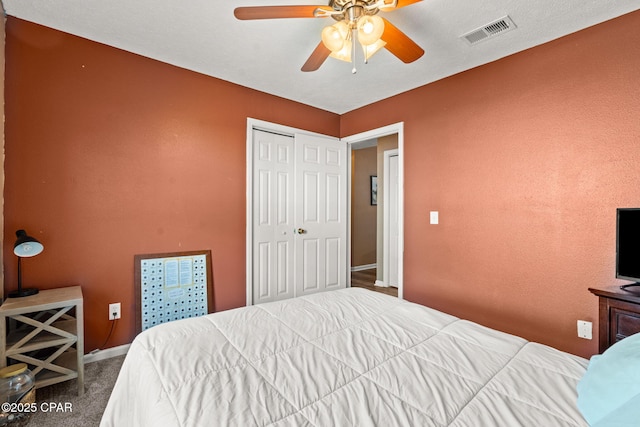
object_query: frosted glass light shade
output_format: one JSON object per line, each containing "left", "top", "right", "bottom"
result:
{"left": 322, "top": 26, "right": 344, "bottom": 52}
{"left": 322, "top": 21, "right": 350, "bottom": 52}
{"left": 329, "top": 39, "right": 352, "bottom": 62}
{"left": 362, "top": 39, "right": 386, "bottom": 59}
{"left": 357, "top": 15, "right": 384, "bottom": 46}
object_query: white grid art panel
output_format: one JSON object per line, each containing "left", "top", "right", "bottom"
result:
{"left": 140, "top": 254, "right": 208, "bottom": 331}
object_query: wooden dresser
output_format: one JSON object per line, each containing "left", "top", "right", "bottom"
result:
{"left": 588, "top": 285, "right": 640, "bottom": 353}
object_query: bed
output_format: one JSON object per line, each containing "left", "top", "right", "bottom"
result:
{"left": 101, "top": 287, "right": 603, "bottom": 426}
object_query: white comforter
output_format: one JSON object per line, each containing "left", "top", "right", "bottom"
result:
{"left": 101, "top": 288, "right": 589, "bottom": 426}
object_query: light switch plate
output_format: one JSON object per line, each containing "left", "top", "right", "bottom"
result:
{"left": 430, "top": 211, "right": 439, "bottom": 225}
{"left": 577, "top": 320, "right": 592, "bottom": 340}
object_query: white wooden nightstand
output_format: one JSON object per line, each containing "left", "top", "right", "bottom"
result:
{"left": 0, "top": 286, "right": 84, "bottom": 396}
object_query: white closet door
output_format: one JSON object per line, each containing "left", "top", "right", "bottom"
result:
{"left": 294, "top": 133, "right": 348, "bottom": 297}
{"left": 251, "top": 129, "right": 347, "bottom": 304}
{"left": 252, "top": 130, "right": 295, "bottom": 304}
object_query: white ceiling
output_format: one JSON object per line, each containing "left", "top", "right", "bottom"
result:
{"left": 3, "top": 0, "right": 640, "bottom": 114}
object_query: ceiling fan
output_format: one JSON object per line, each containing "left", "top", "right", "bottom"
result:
{"left": 234, "top": 0, "right": 425, "bottom": 73}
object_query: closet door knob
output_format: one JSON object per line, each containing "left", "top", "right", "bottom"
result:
{"left": 296, "top": 228, "right": 307, "bottom": 234}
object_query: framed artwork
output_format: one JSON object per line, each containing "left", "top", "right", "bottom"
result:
{"left": 371, "top": 175, "right": 378, "bottom": 205}
{"left": 134, "top": 250, "right": 214, "bottom": 334}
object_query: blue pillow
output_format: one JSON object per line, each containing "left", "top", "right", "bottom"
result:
{"left": 577, "top": 332, "right": 640, "bottom": 425}
{"left": 591, "top": 392, "right": 640, "bottom": 427}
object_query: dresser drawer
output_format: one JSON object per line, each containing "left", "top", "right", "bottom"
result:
{"left": 589, "top": 286, "right": 640, "bottom": 353}
{"left": 611, "top": 306, "right": 640, "bottom": 343}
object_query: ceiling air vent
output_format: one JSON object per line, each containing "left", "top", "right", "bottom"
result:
{"left": 461, "top": 16, "right": 516, "bottom": 45}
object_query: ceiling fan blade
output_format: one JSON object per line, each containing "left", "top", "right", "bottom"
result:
{"left": 234, "top": 5, "right": 332, "bottom": 20}
{"left": 380, "top": 18, "right": 424, "bottom": 63}
{"left": 301, "top": 42, "right": 331, "bottom": 72}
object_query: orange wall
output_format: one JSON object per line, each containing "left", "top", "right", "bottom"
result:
{"left": 6, "top": 11, "right": 640, "bottom": 358}
{"left": 341, "top": 10, "right": 640, "bottom": 357}
{"left": 3, "top": 18, "right": 339, "bottom": 352}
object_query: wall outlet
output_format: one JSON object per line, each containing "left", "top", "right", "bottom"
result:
{"left": 577, "top": 320, "right": 592, "bottom": 340}
{"left": 109, "top": 303, "right": 121, "bottom": 320}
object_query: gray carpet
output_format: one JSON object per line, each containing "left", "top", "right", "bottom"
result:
{"left": 23, "top": 355, "right": 125, "bottom": 427}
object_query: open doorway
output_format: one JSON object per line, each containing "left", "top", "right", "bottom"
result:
{"left": 345, "top": 123, "right": 404, "bottom": 299}
{"left": 350, "top": 140, "right": 380, "bottom": 291}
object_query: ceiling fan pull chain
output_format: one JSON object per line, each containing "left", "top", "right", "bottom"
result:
{"left": 362, "top": 27, "right": 369, "bottom": 65}
{"left": 352, "top": 28, "right": 357, "bottom": 74}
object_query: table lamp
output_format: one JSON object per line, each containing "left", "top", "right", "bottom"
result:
{"left": 8, "top": 229, "right": 44, "bottom": 298}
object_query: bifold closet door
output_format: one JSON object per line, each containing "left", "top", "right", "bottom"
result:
{"left": 252, "top": 129, "right": 347, "bottom": 304}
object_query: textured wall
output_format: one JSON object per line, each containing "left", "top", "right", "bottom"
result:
{"left": 3, "top": 18, "right": 340, "bottom": 352}
{"left": 6, "top": 10, "right": 640, "bottom": 358}
{"left": 341, "top": 10, "right": 640, "bottom": 358}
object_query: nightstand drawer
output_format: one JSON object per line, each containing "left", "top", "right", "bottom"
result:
{"left": 612, "top": 307, "right": 640, "bottom": 342}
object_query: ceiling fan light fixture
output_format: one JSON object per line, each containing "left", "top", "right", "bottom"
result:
{"left": 234, "top": 0, "right": 425, "bottom": 72}
{"left": 362, "top": 38, "right": 386, "bottom": 60}
{"left": 329, "top": 38, "right": 352, "bottom": 62}
{"left": 357, "top": 15, "right": 384, "bottom": 45}
{"left": 321, "top": 21, "right": 350, "bottom": 52}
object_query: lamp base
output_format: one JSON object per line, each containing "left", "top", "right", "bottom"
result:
{"left": 8, "top": 288, "right": 39, "bottom": 298}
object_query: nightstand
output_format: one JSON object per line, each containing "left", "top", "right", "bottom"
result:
{"left": 588, "top": 285, "right": 640, "bottom": 354}
{"left": 0, "top": 286, "right": 84, "bottom": 396}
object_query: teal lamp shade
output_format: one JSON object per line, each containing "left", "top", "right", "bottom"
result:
{"left": 9, "top": 230, "right": 44, "bottom": 298}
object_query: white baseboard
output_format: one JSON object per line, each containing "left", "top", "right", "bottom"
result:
{"left": 351, "top": 264, "right": 377, "bottom": 272}
{"left": 84, "top": 343, "right": 130, "bottom": 364}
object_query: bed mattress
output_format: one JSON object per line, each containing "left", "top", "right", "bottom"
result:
{"left": 101, "top": 287, "right": 589, "bottom": 426}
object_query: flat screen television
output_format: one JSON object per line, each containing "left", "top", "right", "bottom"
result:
{"left": 616, "top": 208, "right": 640, "bottom": 290}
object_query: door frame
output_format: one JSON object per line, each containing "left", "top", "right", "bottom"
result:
{"left": 383, "top": 148, "right": 399, "bottom": 288}
{"left": 245, "top": 118, "right": 346, "bottom": 306}
{"left": 343, "top": 123, "right": 404, "bottom": 299}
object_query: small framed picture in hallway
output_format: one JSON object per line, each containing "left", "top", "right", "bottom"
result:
{"left": 370, "top": 175, "right": 378, "bottom": 205}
